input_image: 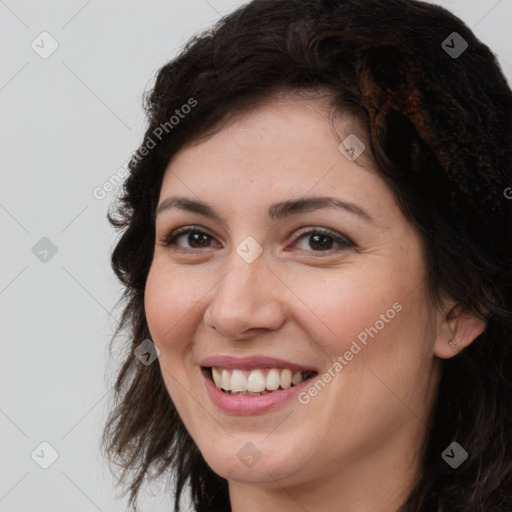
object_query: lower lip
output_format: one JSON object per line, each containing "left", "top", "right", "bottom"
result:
{"left": 202, "top": 369, "right": 317, "bottom": 414}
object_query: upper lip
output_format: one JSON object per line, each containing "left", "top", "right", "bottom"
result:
{"left": 200, "top": 355, "right": 319, "bottom": 373}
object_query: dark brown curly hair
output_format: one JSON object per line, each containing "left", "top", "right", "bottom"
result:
{"left": 101, "top": 0, "right": 512, "bottom": 511}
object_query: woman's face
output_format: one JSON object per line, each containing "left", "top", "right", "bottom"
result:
{"left": 145, "top": 93, "right": 445, "bottom": 494}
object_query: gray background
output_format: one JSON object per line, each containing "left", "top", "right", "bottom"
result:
{"left": 1, "top": 0, "right": 511, "bottom": 510}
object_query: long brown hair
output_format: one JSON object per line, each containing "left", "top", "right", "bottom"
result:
{"left": 101, "top": 0, "right": 512, "bottom": 510}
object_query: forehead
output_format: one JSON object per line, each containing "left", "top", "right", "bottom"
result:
{"left": 187, "top": 88, "right": 374, "bottom": 160}
{"left": 164, "top": 100, "right": 363, "bottom": 187}
{"left": 164, "top": 90, "right": 376, "bottom": 179}
{"left": 157, "top": 93, "right": 402, "bottom": 232}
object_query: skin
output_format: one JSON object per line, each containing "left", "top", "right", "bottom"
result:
{"left": 144, "top": 91, "right": 485, "bottom": 512}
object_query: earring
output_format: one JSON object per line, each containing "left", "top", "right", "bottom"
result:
{"left": 449, "top": 339, "right": 457, "bottom": 347}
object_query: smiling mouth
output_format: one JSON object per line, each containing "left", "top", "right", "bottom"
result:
{"left": 202, "top": 367, "right": 318, "bottom": 396}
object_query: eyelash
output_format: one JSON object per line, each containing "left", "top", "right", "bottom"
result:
{"left": 160, "top": 225, "right": 356, "bottom": 255}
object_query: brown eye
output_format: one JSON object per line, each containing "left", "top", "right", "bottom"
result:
{"left": 161, "top": 227, "right": 219, "bottom": 250}
{"left": 160, "top": 225, "right": 355, "bottom": 255}
{"left": 308, "top": 233, "right": 335, "bottom": 251}
{"left": 291, "top": 228, "right": 355, "bottom": 253}
{"left": 185, "top": 232, "right": 212, "bottom": 248}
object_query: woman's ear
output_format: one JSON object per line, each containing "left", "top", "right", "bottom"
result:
{"left": 434, "top": 302, "right": 487, "bottom": 359}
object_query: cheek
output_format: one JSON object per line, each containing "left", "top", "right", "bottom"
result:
{"left": 294, "top": 265, "right": 404, "bottom": 353}
{"left": 144, "top": 263, "right": 205, "bottom": 419}
{"left": 296, "top": 258, "right": 433, "bottom": 404}
{"left": 144, "top": 262, "right": 202, "bottom": 353}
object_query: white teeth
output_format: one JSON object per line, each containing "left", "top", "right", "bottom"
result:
{"left": 221, "top": 369, "right": 231, "bottom": 391}
{"left": 280, "top": 369, "right": 292, "bottom": 389}
{"left": 212, "top": 367, "right": 222, "bottom": 388}
{"left": 231, "top": 369, "right": 246, "bottom": 392}
{"left": 266, "top": 369, "right": 281, "bottom": 390}
{"left": 247, "top": 369, "right": 266, "bottom": 392}
{"left": 211, "top": 367, "right": 309, "bottom": 394}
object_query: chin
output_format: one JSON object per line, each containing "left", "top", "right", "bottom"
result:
{"left": 200, "top": 440, "right": 306, "bottom": 486}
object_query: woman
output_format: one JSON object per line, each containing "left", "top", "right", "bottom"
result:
{"left": 101, "top": 0, "right": 512, "bottom": 511}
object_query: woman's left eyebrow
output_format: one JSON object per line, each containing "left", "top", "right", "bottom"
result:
{"left": 156, "top": 196, "right": 375, "bottom": 225}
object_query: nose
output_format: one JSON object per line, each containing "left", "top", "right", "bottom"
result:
{"left": 203, "top": 253, "right": 286, "bottom": 340}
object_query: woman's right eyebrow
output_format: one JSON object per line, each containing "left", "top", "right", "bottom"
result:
{"left": 156, "top": 195, "right": 375, "bottom": 225}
